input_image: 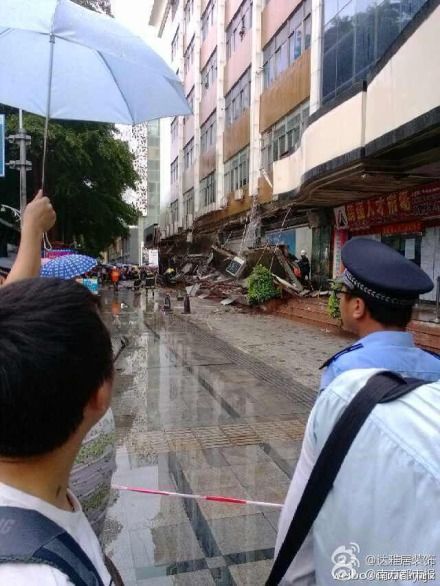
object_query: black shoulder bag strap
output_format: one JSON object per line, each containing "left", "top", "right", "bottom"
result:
{"left": 0, "top": 506, "right": 106, "bottom": 586}
{"left": 266, "top": 371, "right": 425, "bottom": 586}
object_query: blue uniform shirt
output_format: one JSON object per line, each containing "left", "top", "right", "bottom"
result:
{"left": 320, "top": 331, "right": 440, "bottom": 389}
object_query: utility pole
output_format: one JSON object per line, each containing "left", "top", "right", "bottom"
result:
{"left": 7, "top": 109, "right": 32, "bottom": 224}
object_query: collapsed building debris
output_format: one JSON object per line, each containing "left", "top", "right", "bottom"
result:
{"left": 161, "top": 240, "right": 327, "bottom": 308}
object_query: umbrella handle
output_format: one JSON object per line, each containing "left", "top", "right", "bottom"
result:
{"left": 41, "top": 34, "right": 56, "bottom": 191}
{"left": 43, "top": 232, "right": 52, "bottom": 251}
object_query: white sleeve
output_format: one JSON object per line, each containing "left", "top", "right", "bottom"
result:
{"left": 275, "top": 407, "right": 318, "bottom": 586}
{"left": 0, "top": 564, "right": 72, "bottom": 585}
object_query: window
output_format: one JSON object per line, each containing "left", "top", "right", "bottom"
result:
{"left": 200, "top": 172, "right": 216, "bottom": 207}
{"left": 185, "top": 87, "right": 195, "bottom": 122}
{"left": 184, "top": 138, "right": 194, "bottom": 169}
{"left": 322, "top": 0, "right": 427, "bottom": 103}
{"left": 170, "top": 158, "right": 179, "bottom": 183}
{"left": 183, "top": 189, "right": 194, "bottom": 217}
{"left": 225, "top": 68, "right": 251, "bottom": 127}
{"left": 171, "top": 28, "right": 179, "bottom": 61}
{"left": 171, "top": 117, "right": 178, "bottom": 142}
{"left": 202, "top": 0, "right": 216, "bottom": 41}
{"left": 263, "top": 0, "right": 311, "bottom": 89}
{"left": 171, "top": 0, "right": 179, "bottom": 20}
{"left": 224, "top": 146, "right": 250, "bottom": 193}
{"left": 261, "top": 101, "right": 309, "bottom": 169}
{"left": 200, "top": 111, "right": 216, "bottom": 153}
{"left": 201, "top": 50, "right": 217, "bottom": 94}
{"left": 170, "top": 200, "right": 179, "bottom": 224}
{"left": 184, "top": 0, "right": 194, "bottom": 23}
{"left": 184, "top": 36, "right": 195, "bottom": 74}
{"left": 226, "top": 0, "right": 253, "bottom": 60}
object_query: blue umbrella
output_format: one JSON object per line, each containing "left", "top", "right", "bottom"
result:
{"left": 0, "top": 0, "right": 191, "bottom": 125}
{"left": 41, "top": 254, "right": 97, "bottom": 280}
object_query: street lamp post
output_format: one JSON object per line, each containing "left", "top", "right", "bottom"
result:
{"left": 7, "top": 109, "right": 32, "bottom": 224}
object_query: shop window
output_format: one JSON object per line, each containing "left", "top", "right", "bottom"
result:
{"left": 382, "top": 235, "right": 421, "bottom": 266}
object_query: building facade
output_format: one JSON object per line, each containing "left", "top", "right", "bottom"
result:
{"left": 151, "top": 0, "right": 440, "bottom": 298}
{"left": 107, "top": 120, "right": 161, "bottom": 265}
{"left": 150, "top": 0, "right": 314, "bottom": 260}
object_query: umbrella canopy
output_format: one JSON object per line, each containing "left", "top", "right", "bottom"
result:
{"left": 41, "top": 253, "right": 97, "bottom": 279}
{"left": 0, "top": 0, "right": 191, "bottom": 124}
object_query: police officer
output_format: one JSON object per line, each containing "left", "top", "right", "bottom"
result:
{"left": 275, "top": 237, "right": 440, "bottom": 585}
{"left": 320, "top": 237, "right": 440, "bottom": 388}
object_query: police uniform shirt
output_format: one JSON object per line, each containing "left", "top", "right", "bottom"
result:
{"left": 320, "top": 331, "right": 440, "bottom": 389}
{"left": 275, "top": 368, "right": 440, "bottom": 585}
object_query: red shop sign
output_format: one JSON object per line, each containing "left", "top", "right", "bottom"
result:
{"left": 335, "top": 182, "right": 440, "bottom": 231}
{"left": 381, "top": 221, "right": 423, "bottom": 235}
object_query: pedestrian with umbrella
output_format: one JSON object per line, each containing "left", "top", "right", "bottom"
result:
{"left": 41, "top": 253, "right": 97, "bottom": 280}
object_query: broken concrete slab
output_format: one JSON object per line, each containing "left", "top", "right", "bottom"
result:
{"left": 274, "top": 275, "right": 300, "bottom": 296}
{"left": 189, "top": 283, "right": 201, "bottom": 297}
{"left": 182, "top": 263, "right": 194, "bottom": 274}
{"left": 220, "top": 297, "right": 238, "bottom": 306}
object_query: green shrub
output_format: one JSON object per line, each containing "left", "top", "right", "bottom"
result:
{"left": 327, "top": 282, "right": 342, "bottom": 320}
{"left": 247, "top": 264, "right": 280, "bottom": 305}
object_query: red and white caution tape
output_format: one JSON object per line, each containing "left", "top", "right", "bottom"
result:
{"left": 113, "top": 484, "right": 283, "bottom": 509}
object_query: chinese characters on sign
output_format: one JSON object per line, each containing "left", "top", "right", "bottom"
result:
{"left": 336, "top": 182, "right": 440, "bottom": 232}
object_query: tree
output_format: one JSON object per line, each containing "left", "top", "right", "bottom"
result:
{"left": 0, "top": 109, "right": 139, "bottom": 257}
{"left": 72, "top": 0, "right": 112, "bottom": 15}
{"left": 0, "top": 0, "right": 141, "bottom": 257}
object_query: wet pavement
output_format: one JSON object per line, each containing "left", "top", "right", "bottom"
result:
{"left": 101, "top": 288, "right": 316, "bottom": 586}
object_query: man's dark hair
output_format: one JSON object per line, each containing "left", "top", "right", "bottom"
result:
{"left": 0, "top": 278, "right": 113, "bottom": 458}
{"left": 346, "top": 287, "right": 413, "bottom": 328}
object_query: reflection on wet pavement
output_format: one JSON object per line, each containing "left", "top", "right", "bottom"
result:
{"left": 101, "top": 289, "right": 311, "bottom": 586}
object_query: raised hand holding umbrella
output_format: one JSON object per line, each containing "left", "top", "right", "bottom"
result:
{"left": 0, "top": 0, "right": 191, "bottom": 189}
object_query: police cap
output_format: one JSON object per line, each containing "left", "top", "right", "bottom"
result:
{"left": 341, "top": 237, "right": 433, "bottom": 305}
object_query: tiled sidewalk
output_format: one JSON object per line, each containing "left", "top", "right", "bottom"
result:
{"left": 101, "top": 290, "right": 349, "bottom": 585}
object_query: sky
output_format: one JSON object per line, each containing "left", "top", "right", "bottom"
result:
{"left": 111, "top": 0, "right": 154, "bottom": 36}
{"left": 111, "top": 0, "right": 167, "bottom": 58}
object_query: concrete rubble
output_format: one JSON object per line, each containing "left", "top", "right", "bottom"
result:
{"left": 167, "top": 243, "right": 329, "bottom": 308}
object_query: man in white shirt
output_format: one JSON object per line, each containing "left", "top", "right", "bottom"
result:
{"left": 0, "top": 278, "right": 114, "bottom": 585}
{"left": 275, "top": 368, "right": 440, "bottom": 585}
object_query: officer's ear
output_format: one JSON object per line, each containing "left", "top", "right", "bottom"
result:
{"left": 352, "top": 296, "right": 367, "bottom": 320}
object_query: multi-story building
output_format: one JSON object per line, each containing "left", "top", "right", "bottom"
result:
{"left": 107, "top": 120, "right": 161, "bottom": 265}
{"left": 151, "top": 0, "right": 440, "bottom": 299}
{"left": 150, "top": 0, "right": 314, "bottom": 259}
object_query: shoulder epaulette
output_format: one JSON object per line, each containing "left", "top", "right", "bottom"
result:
{"left": 319, "top": 343, "right": 364, "bottom": 370}
{"left": 422, "top": 349, "right": 440, "bottom": 360}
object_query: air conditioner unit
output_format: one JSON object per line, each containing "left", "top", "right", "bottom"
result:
{"left": 234, "top": 188, "right": 244, "bottom": 201}
{"left": 219, "top": 196, "right": 228, "bottom": 209}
